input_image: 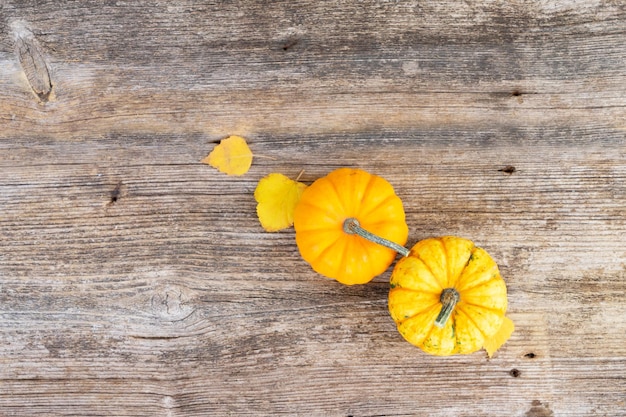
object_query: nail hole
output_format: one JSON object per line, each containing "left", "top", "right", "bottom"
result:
{"left": 509, "top": 368, "right": 521, "bottom": 378}
{"left": 282, "top": 38, "right": 299, "bottom": 51}
{"left": 498, "top": 165, "right": 516, "bottom": 174}
{"left": 524, "top": 352, "right": 536, "bottom": 359}
{"left": 109, "top": 182, "right": 123, "bottom": 204}
{"left": 511, "top": 90, "right": 522, "bottom": 97}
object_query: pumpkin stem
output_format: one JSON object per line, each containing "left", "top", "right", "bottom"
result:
{"left": 342, "top": 218, "right": 410, "bottom": 257}
{"left": 434, "top": 288, "right": 460, "bottom": 328}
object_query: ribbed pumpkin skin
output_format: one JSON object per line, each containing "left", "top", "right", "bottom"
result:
{"left": 388, "top": 236, "right": 508, "bottom": 356}
{"left": 294, "top": 168, "right": 408, "bottom": 285}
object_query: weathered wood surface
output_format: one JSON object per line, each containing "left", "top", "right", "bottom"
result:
{"left": 1, "top": 0, "right": 625, "bottom": 415}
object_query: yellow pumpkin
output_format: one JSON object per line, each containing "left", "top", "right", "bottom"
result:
{"left": 388, "top": 236, "right": 510, "bottom": 356}
{"left": 294, "top": 168, "right": 408, "bottom": 285}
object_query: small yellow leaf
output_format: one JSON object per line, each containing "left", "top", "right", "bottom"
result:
{"left": 202, "top": 135, "right": 253, "bottom": 176}
{"left": 483, "top": 316, "right": 515, "bottom": 358}
{"left": 255, "top": 173, "right": 307, "bottom": 232}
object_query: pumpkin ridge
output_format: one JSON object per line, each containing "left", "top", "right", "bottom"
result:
{"left": 457, "top": 303, "right": 504, "bottom": 340}
{"left": 433, "top": 239, "right": 449, "bottom": 288}
{"left": 337, "top": 235, "right": 352, "bottom": 280}
{"left": 458, "top": 246, "right": 475, "bottom": 284}
{"left": 439, "top": 237, "right": 452, "bottom": 287}
{"left": 442, "top": 237, "right": 474, "bottom": 287}
{"left": 455, "top": 303, "right": 494, "bottom": 340}
{"left": 358, "top": 188, "right": 397, "bottom": 220}
{"left": 360, "top": 220, "right": 407, "bottom": 247}
{"left": 391, "top": 286, "right": 441, "bottom": 295}
{"left": 295, "top": 223, "right": 344, "bottom": 233}
{"left": 328, "top": 173, "right": 349, "bottom": 215}
{"left": 457, "top": 300, "right": 506, "bottom": 316}
{"left": 413, "top": 252, "right": 446, "bottom": 290}
{"left": 309, "top": 239, "right": 340, "bottom": 271}
{"left": 362, "top": 170, "right": 381, "bottom": 199}
{"left": 418, "top": 308, "right": 440, "bottom": 349}
{"left": 359, "top": 212, "right": 404, "bottom": 231}
{"left": 450, "top": 314, "right": 463, "bottom": 355}
{"left": 455, "top": 247, "right": 500, "bottom": 292}
{"left": 394, "top": 297, "right": 440, "bottom": 325}
{"left": 295, "top": 200, "right": 341, "bottom": 222}
{"left": 456, "top": 275, "right": 500, "bottom": 293}
{"left": 294, "top": 200, "right": 346, "bottom": 233}
{"left": 355, "top": 233, "right": 372, "bottom": 262}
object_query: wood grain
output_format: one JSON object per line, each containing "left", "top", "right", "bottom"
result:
{"left": 1, "top": 0, "right": 625, "bottom": 416}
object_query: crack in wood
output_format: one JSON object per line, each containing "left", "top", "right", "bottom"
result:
{"left": 11, "top": 21, "right": 53, "bottom": 103}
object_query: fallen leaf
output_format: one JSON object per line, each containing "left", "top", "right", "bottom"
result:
{"left": 202, "top": 136, "right": 253, "bottom": 176}
{"left": 483, "top": 316, "right": 515, "bottom": 358}
{"left": 255, "top": 173, "right": 307, "bottom": 232}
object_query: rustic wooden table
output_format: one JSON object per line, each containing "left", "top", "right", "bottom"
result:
{"left": 1, "top": 1, "right": 625, "bottom": 416}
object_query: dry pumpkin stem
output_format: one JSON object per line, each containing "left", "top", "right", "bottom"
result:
{"left": 434, "top": 288, "right": 460, "bottom": 328}
{"left": 343, "top": 218, "right": 410, "bottom": 257}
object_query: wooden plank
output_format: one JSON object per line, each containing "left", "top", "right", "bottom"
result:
{"left": 1, "top": 1, "right": 624, "bottom": 139}
{"left": 1, "top": 0, "right": 625, "bottom": 416}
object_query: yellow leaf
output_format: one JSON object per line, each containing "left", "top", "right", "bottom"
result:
{"left": 483, "top": 316, "right": 515, "bottom": 358}
{"left": 202, "top": 136, "right": 253, "bottom": 176}
{"left": 255, "top": 173, "right": 307, "bottom": 232}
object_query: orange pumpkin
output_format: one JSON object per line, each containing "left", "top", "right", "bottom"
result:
{"left": 294, "top": 168, "right": 409, "bottom": 285}
{"left": 388, "top": 236, "right": 512, "bottom": 356}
